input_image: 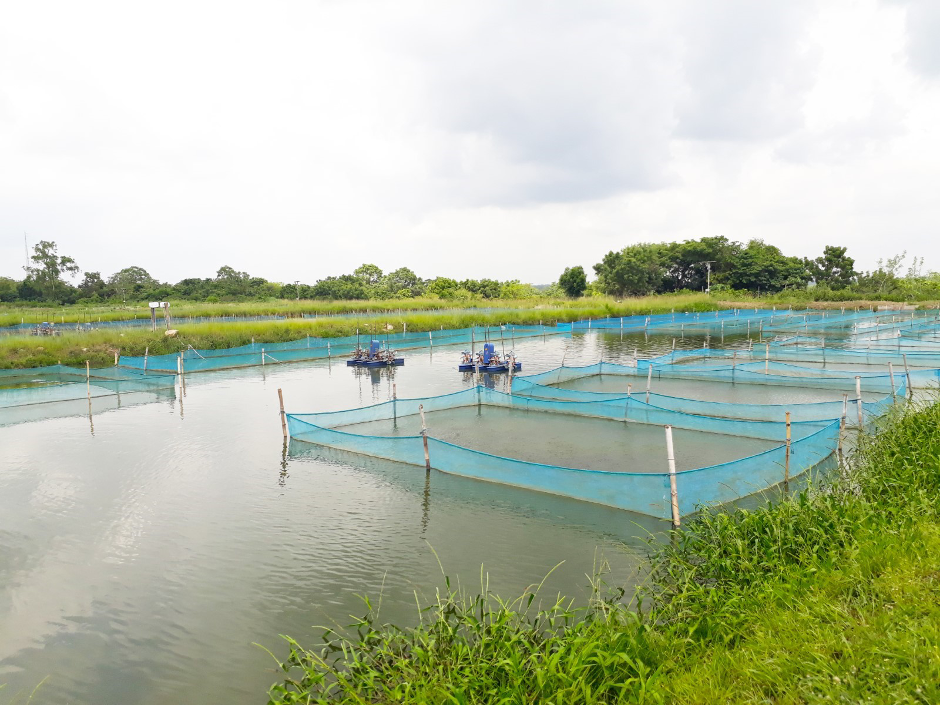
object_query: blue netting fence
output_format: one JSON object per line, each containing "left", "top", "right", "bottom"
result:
{"left": 120, "top": 324, "right": 563, "bottom": 373}
{"left": 518, "top": 359, "right": 921, "bottom": 396}
{"left": 511, "top": 367, "right": 894, "bottom": 425}
{"left": 287, "top": 387, "right": 840, "bottom": 519}
{"left": 0, "top": 365, "right": 176, "bottom": 409}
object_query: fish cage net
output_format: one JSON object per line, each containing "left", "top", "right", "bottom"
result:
{"left": 511, "top": 365, "right": 898, "bottom": 425}
{"left": 0, "top": 365, "right": 176, "bottom": 424}
{"left": 119, "top": 324, "right": 561, "bottom": 373}
{"left": 287, "top": 387, "right": 839, "bottom": 519}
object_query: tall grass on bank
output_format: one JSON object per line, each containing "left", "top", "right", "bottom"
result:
{"left": 265, "top": 400, "right": 939, "bottom": 704}
{"left": 2, "top": 291, "right": 937, "bottom": 328}
{"left": 0, "top": 294, "right": 719, "bottom": 369}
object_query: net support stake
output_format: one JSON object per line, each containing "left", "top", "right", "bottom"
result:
{"left": 664, "top": 425, "right": 680, "bottom": 529}
{"left": 902, "top": 353, "right": 912, "bottom": 397}
{"left": 86, "top": 360, "right": 90, "bottom": 399}
{"left": 645, "top": 365, "right": 652, "bottom": 404}
{"left": 839, "top": 394, "right": 847, "bottom": 453}
{"left": 262, "top": 348, "right": 265, "bottom": 366}
{"left": 784, "top": 411, "right": 791, "bottom": 484}
{"left": 278, "top": 388, "right": 287, "bottom": 438}
{"left": 114, "top": 350, "right": 119, "bottom": 366}
{"left": 855, "top": 376, "right": 863, "bottom": 429}
{"left": 419, "top": 404, "right": 431, "bottom": 471}
{"left": 765, "top": 343, "right": 769, "bottom": 374}
{"left": 143, "top": 347, "right": 149, "bottom": 373}
{"left": 393, "top": 383, "right": 397, "bottom": 425}
{"left": 888, "top": 363, "right": 896, "bottom": 403}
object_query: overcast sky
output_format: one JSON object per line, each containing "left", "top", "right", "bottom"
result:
{"left": 1, "top": 0, "right": 938, "bottom": 285}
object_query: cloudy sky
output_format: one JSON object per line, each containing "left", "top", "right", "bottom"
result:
{"left": 1, "top": 0, "right": 937, "bottom": 285}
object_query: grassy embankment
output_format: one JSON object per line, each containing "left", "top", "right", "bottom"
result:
{"left": 265, "top": 399, "right": 940, "bottom": 704}
{"left": 2, "top": 292, "right": 936, "bottom": 369}
{"left": 2, "top": 291, "right": 937, "bottom": 328}
{"left": 0, "top": 294, "right": 722, "bottom": 368}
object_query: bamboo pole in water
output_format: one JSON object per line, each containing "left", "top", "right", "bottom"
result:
{"left": 419, "top": 404, "right": 431, "bottom": 471}
{"left": 784, "top": 411, "right": 791, "bottom": 484}
{"left": 902, "top": 353, "right": 913, "bottom": 396}
{"left": 838, "top": 393, "right": 847, "bottom": 454}
{"left": 888, "top": 363, "right": 897, "bottom": 403}
{"left": 646, "top": 364, "right": 652, "bottom": 404}
{"left": 855, "top": 376, "right": 863, "bottom": 429}
{"left": 278, "top": 388, "right": 287, "bottom": 438}
{"left": 664, "top": 425, "right": 680, "bottom": 529}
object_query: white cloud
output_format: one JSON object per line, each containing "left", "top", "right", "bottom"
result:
{"left": 0, "top": 0, "right": 936, "bottom": 286}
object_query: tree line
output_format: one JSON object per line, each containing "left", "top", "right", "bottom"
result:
{"left": 0, "top": 237, "right": 936, "bottom": 305}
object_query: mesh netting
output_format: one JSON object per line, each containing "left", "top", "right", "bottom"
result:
{"left": 287, "top": 387, "right": 840, "bottom": 519}
{"left": 511, "top": 367, "right": 894, "bottom": 425}
{"left": 0, "top": 365, "right": 177, "bottom": 424}
{"left": 120, "top": 324, "right": 560, "bottom": 373}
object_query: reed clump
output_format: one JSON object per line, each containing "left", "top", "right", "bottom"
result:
{"left": 265, "top": 399, "right": 940, "bottom": 704}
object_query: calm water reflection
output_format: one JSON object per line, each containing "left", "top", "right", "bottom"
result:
{"left": 0, "top": 330, "right": 847, "bottom": 703}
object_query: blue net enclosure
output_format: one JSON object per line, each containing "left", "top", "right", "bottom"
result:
{"left": 0, "top": 365, "right": 177, "bottom": 425}
{"left": 511, "top": 364, "right": 896, "bottom": 425}
{"left": 287, "top": 387, "right": 839, "bottom": 519}
{"left": 120, "top": 324, "right": 563, "bottom": 373}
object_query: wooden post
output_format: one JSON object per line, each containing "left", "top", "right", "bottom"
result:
{"left": 888, "top": 362, "right": 897, "bottom": 403}
{"left": 645, "top": 364, "right": 652, "bottom": 404}
{"left": 765, "top": 343, "right": 769, "bottom": 373}
{"left": 261, "top": 348, "right": 265, "bottom": 366}
{"left": 732, "top": 350, "right": 737, "bottom": 377}
{"left": 114, "top": 350, "right": 119, "bottom": 366}
{"left": 327, "top": 342, "right": 331, "bottom": 359}
{"left": 784, "top": 411, "right": 791, "bottom": 484}
{"left": 277, "top": 388, "right": 287, "bottom": 438}
{"left": 392, "top": 383, "right": 397, "bottom": 425}
{"left": 307, "top": 334, "right": 310, "bottom": 348}
{"left": 86, "top": 360, "right": 91, "bottom": 398}
{"left": 163, "top": 302, "right": 171, "bottom": 329}
{"left": 855, "top": 376, "right": 863, "bottom": 428}
{"left": 143, "top": 346, "right": 149, "bottom": 372}
{"left": 419, "top": 404, "right": 431, "bottom": 471}
{"left": 838, "top": 393, "right": 847, "bottom": 452}
{"left": 664, "top": 425, "right": 680, "bottom": 529}
{"left": 902, "top": 353, "right": 913, "bottom": 397}
{"left": 177, "top": 354, "right": 182, "bottom": 376}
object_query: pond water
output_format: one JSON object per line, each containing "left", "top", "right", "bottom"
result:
{"left": 0, "top": 330, "right": 845, "bottom": 703}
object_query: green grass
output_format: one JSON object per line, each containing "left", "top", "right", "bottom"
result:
{"left": 4, "top": 291, "right": 936, "bottom": 328}
{"left": 0, "top": 294, "right": 721, "bottom": 369}
{"left": 264, "top": 399, "right": 940, "bottom": 704}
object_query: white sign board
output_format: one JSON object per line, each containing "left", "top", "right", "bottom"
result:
{"left": 149, "top": 302, "right": 169, "bottom": 308}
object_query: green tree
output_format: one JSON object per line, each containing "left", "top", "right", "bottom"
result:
{"left": 426, "top": 277, "right": 460, "bottom": 299}
{"left": 108, "top": 266, "right": 157, "bottom": 302}
{"left": 558, "top": 266, "right": 587, "bottom": 297}
{"left": 23, "top": 240, "right": 80, "bottom": 301}
{"left": 661, "top": 236, "right": 739, "bottom": 291}
{"left": 723, "top": 240, "right": 808, "bottom": 292}
{"left": 78, "top": 271, "right": 110, "bottom": 299}
{"left": 593, "top": 244, "right": 664, "bottom": 297}
{"left": 353, "top": 264, "right": 384, "bottom": 287}
{"left": 383, "top": 267, "right": 423, "bottom": 297}
{"left": 806, "top": 245, "right": 856, "bottom": 290}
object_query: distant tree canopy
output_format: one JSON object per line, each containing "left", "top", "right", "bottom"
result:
{"left": 0, "top": 239, "right": 936, "bottom": 305}
{"left": 559, "top": 266, "right": 588, "bottom": 298}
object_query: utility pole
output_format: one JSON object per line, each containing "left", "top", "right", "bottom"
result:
{"left": 703, "top": 261, "right": 716, "bottom": 293}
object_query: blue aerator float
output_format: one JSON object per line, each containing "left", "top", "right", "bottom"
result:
{"left": 347, "top": 340, "right": 404, "bottom": 367}
{"left": 459, "top": 342, "right": 521, "bottom": 373}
